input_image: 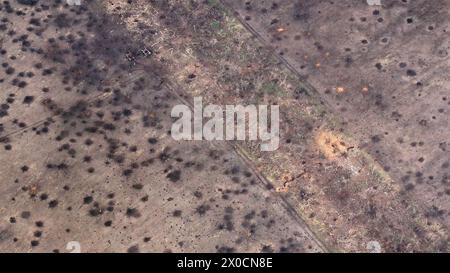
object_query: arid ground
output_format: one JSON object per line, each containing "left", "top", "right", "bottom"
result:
{"left": 0, "top": 0, "right": 448, "bottom": 252}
